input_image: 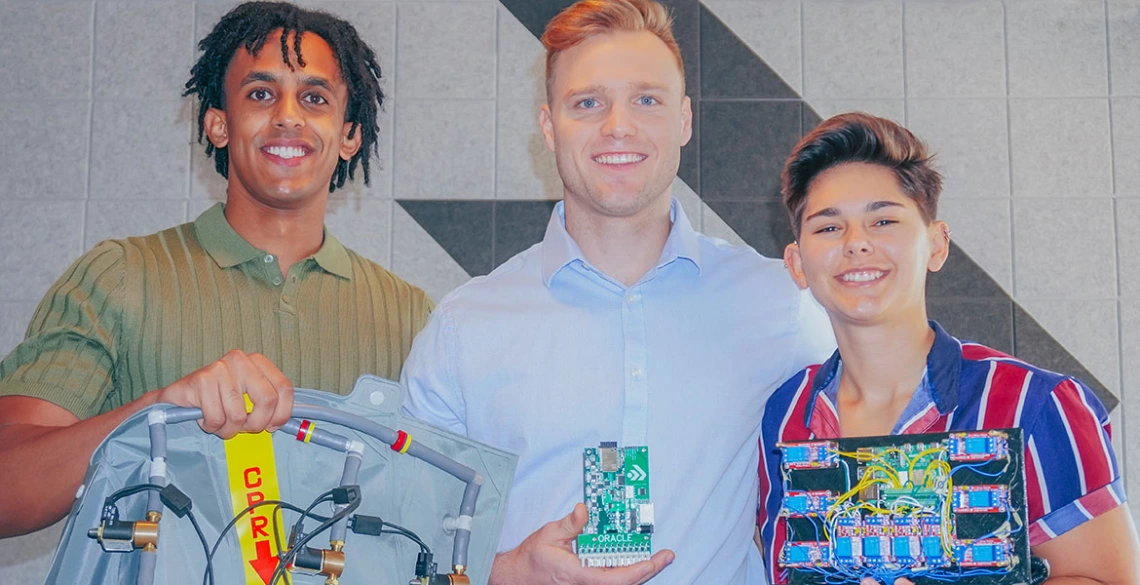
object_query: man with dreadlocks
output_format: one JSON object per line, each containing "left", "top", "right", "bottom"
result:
{"left": 0, "top": 1, "right": 430, "bottom": 537}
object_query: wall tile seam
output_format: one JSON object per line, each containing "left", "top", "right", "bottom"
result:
{"left": 390, "top": 0, "right": 400, "bottom": 254}
{"left": 82, "top": 0, "right": 97, "bottom": 252}
{"left": 184, "top": 1, "right": 198, "bottom": 213}
{"left": 1006, "top": 96, "right": 1114, "bottom": 101}
{"left": 492, "top": 4, "right": 499, "bottom": 202}
{"left": 901, "top": 0, "right": 909, "bottom": 118}
{"left": 1012, "top": 297, "right": 1126, "bottom": 303}
{"left": 927, "top": 296, "right": 1018, "bottom": 302}
{"left": 1008, "top": 196, "right": 1120, "bottom": 200}
{"left": 768, "top": 97, "right": 1137, "bottom": 102}
{"left": 392, "top": 97, "right": 497, "bottom": 103}
{"left": 6, "top": 99, "right": 102, "bottom": 103}
{"left": 980, "top": 196, "right": 1119, "bottom": 202}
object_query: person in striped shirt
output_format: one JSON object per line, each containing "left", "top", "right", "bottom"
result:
{"left": 0, "top": 2, "right": 431, "bottom": 538}
{"left": 756, "top": 112, "right": 1139, "bottom": 584}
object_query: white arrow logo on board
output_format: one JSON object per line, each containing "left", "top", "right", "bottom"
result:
{"left": 627, "top": 465, "right": 646, "bottom": 482}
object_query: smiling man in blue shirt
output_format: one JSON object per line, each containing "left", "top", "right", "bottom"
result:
{"left": 401, "top": 1, "right": 834, "bottom": 584}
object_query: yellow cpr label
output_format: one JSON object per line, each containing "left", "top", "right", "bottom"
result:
{"left": 224, "top": 430, "right": 285, "bottom": 585}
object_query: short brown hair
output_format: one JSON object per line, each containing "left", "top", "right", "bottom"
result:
{"left": 541, "top": 0, "right": 684, "bottom": 102}
{"left": 782, "top": 112, "right": 942, "bottom": 239}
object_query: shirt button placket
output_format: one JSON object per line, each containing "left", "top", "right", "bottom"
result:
{"left": 622, "top": 287, "right": 649, "bottom": 447}
{"left": 280, "top": 270, "right": 301, "bottom": 312}
{"left": 265, "top": 254, "right": 283, "bottom": 286}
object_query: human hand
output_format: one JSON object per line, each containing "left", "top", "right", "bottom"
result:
{"left": 490, "top": 503, "right": 674, "bottom": 585}
{"left": 155, "top": 349, "right": 294, "bottom": 439}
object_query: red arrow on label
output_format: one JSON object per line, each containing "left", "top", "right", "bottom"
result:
{"left": 249, "top": 539, "right": 279, "bottom": 585}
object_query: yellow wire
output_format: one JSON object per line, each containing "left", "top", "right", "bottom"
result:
{"left": 908, "top": 446, "right": 948, "bottom": 481}
{"left": 833, "top": 449, "right": 893, "bottom": 463}
{"left": 941, "top": 473, "right": 955, "bottom": 558}
{"left": 828, "top": 476, "right": 892, "bottom": 526}
{"left": 922, "top": 459, "right": 951, "bottom": 487}
{"left": 863, "top": 464, "right": 902, "bottom": 487}
{"left": 815, "top": 445, "right": 963, "bottom": 564}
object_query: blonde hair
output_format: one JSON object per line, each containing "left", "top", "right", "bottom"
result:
{"left": 541, "top": 0, "right": 684, "bottom": 102}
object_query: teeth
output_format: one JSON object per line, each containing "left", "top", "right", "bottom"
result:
{"left": 841, "top": 271, "right": 884, "bottom": 283}
{"left": 266, "top": 146, "right": 306, "bottom": 159}
{"left": 594, "top": 153, "right": 646, "bottom": 165}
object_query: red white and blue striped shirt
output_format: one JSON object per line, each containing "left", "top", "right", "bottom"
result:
{"left": 756, "top": 321, "right": 1124, "bottom": 584}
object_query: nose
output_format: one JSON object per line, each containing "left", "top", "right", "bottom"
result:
{"left": 601, "top": 102, "right": 636, "bottom": 140}
{"left": 273, "top": 95, "right": 304, "bottom": 130}
{"left": 844, "top": 226, "right": 874, "bottom": 256}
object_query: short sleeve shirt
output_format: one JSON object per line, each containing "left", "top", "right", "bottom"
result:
{"left": 756, "top": 321, "right": 1123, "bottom": 583}
{"left": 0, "top": 203, "right": 433, "bottom": 417}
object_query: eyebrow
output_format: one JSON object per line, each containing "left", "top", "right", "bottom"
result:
{"left": 803, "top": 200, "right": 905, "bottom": 223}
{"left": 803, "top": 207, "right": 840, "bottom": 223}
{"left": 563, "top": 81, "right": 671, "bottom": 101}
{"left": 239, "top": 71, "right": 278, "bottom": 87}
{"left": 866, "top": 200, "right": 904, "bottom": 212}
{"left": 238, "top": 71, "right": 334, "bottom": 90}
{"left": 563, "top": 85, "right": 607, "bottom": 101}
{"left": 631, "top": 81, "right": 668, "bottom": 93}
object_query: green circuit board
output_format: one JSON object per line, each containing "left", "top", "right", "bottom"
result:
{"left": 577, "top": 442, "right": 654, "bottom": 567}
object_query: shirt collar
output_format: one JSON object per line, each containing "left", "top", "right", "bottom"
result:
{"left": 802, "top": 320, "right": 962, "bottom": 433}
{"left": 194, "top": 203, "right": 353, "bottom": 280}
{"left": 540, "top": 197, "right": 703, "bottom": 287}
{"left": 312, "top": 232, "right": 353, "bottom": 280}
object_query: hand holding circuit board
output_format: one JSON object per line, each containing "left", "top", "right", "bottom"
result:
{"left": 489, "top": 442, "right": 673, "bottom": 585}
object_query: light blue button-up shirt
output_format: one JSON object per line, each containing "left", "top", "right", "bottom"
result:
{"left": 402, "top": 199, "right": 834, "bottom": 584}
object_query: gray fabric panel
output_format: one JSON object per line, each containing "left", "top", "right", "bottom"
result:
{"left": 44, "top": 377, "right": 517, "bottom": 585}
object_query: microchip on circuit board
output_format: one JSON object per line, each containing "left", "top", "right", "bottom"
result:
{"left": 577, "top": 442, "right": 653, "bottom": 568}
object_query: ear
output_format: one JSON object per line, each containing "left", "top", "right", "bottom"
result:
{"left": 339, "top": 121, "right": 363, "bottom": 161}
{"left": 784, "top": 241, "right": 809, "bottom": 290}
{"left": 679, "top": 95, "right": 693, "bottom": 147}
{"left": 539, "top": 104, "right": 556, "bottom": 152}
{"left": 204, "top": 107, "right": 229, "bottom": 149}
{"left": 927, "top": 220, "right": 951, "bottom": 273}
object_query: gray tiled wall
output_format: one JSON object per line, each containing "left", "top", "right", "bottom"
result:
{"left": 1, "top": 0, "right": 1137, "bottom": 580}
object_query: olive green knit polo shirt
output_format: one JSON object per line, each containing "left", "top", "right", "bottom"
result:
{"left": 0, "top": 204, "right": 433, "bottom": 418}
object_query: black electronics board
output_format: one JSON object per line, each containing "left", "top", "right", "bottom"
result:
{"left": 776, "top": 429, "right": 1030, "bottom": 585}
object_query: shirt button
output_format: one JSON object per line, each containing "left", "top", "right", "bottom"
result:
{"left": 627, "top": 294, "right": 641, "bottom": 304}
{"left": 631, "top": 367, "right": 643, "bottom": 379}
{"left": 290, "top": 275, "right": 298, "bottom": 283}
{"left": 272, "top": 276, "right": 283, "bottom": 286}
{"left": 264, "top": 254, "right": 275, "bottom": 263}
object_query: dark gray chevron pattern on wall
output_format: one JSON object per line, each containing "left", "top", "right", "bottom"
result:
{"left": 398, "top": 0, "right": 1118, "bottom": 411}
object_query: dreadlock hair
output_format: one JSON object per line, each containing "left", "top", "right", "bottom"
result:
{"left": 184, "top": 1, "right": 383, "bottom": 193}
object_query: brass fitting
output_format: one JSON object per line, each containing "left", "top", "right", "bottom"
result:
{"left": 134, "top": 521, "right": 159, "bottom": 552}
{"left": 420, "top": 574, "right": 470, "bottom": 585}
{"left": 322, "top": 550, "right": 346, "bottom": 578}
{"left": 293, "top": 546, "right": 345, "bottom": 582}
{"left": 132, "top": 517, "right": 159, "bottom": 549}
{"left": 446, "top": 566, "right": 470, "bottom": 585}
{"left": 87, "top": 519, "right": 159, "bottom": 553}
{"left": 140, "top": 511, "right": 161, "bottom": 552}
